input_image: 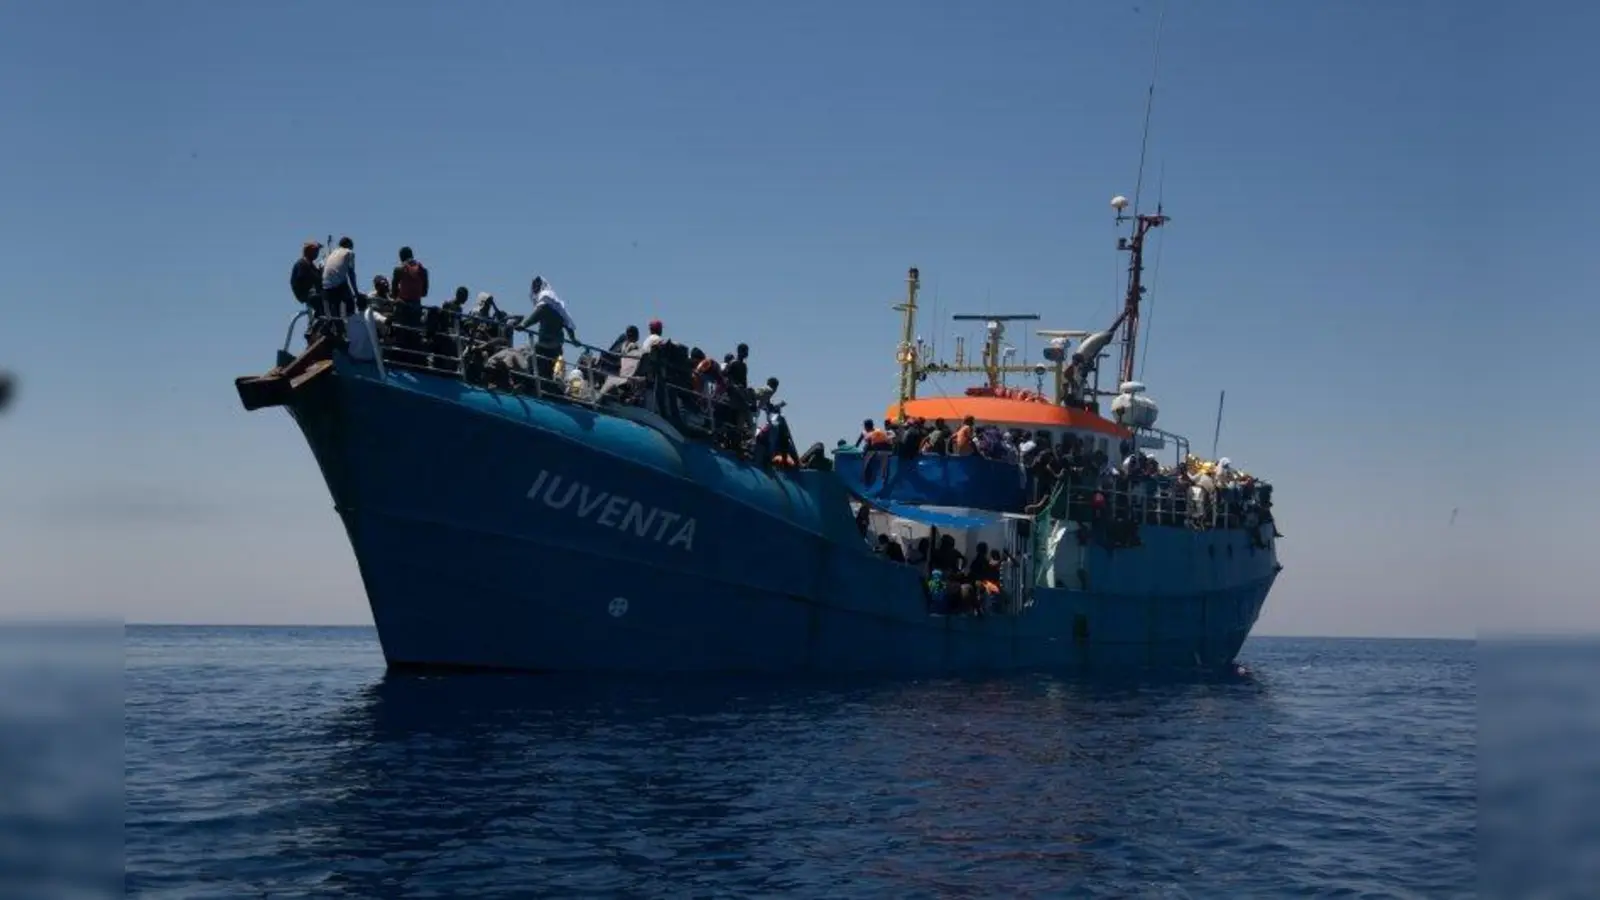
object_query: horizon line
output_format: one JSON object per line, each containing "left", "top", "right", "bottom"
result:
{"left": 113, "top": 622, "right": 1490, "bottom": 641}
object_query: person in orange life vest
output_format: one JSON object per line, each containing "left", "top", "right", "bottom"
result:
{"left": 392, "top": 246, "right": 430, "bottom": 304}
{"left": 950, "top": 415, "right": 977, "bottom": 456}
{"left": 968, "top": 546, "right": 1004, "bottom": 601}
{"left": 388, "top": 246, "right": 428, "bottom": 347}
{"left": 854, "top": 418, "right": 875, "bottom": 449}
{"left": 860, "top": 419, "right": 894, "bottom": 486}
{"left": 691, "top": 347, "right": 724, "bottom": 396}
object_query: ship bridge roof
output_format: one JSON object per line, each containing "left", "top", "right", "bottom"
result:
{"left": 887, "top": 396, "right": 1130, "bottom": 438}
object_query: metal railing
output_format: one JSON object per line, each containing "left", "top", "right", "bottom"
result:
{"left": 294, "top": 301, "right": 779, "bottom": 450}
{"left": 1040, "top": 473, "right": 1274, "bottom": 533}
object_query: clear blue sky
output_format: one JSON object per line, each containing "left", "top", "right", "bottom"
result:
{"left": 0, "top": 0, "right": 1592, "bottom": 637}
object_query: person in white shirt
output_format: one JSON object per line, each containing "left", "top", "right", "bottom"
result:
{"left": 526, "top": 276, "right": 577, "bottom": 387}
{"left": 640, "top": 318, "right": 665, "bottom": 353}
{"left": 321, "top": 236, "right": 358, "bottom": 318}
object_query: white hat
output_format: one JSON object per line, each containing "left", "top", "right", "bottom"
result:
{"left": 1219, "top": 457, "right": 1232, "bottom": 468}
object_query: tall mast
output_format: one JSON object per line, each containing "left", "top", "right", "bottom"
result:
{"left": 1114, "top": 0, "right": 1169, "bottom": 388}
{"left": 1113, "top": 206, "right": 1167, "bottom": 386}
{"left": 893, "top": 266, "right": 920, "bottom": 422}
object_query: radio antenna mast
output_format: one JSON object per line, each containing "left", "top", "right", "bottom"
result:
{"left": 1113, "top": 0, "right": 1170, "bottom": 387}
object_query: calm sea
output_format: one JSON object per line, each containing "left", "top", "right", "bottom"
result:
{"left": 115, "top": 628, "right": 1486, "bottom": 898}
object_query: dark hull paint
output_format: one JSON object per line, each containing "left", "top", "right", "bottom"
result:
{"left": 285, "top": 356, "right": 1278, "bottom": 675}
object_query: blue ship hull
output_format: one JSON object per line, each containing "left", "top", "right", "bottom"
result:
{"left": 282, "top": 355, "right": 1277, "bottom": 674}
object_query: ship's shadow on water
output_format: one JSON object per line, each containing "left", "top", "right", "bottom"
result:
{"left": 122, "top": 631, "right": 1475, "bottom": 898}
{"left": 297, "top": 668, "right": 1278, "bottom": 897}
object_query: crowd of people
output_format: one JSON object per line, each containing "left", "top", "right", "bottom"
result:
{"left": 288, "top": 237, "right": 803, "bottom": 467}
{"left": 844, "top": 418, "right": 1281, "bottom": 614}
{"left": 841, "top": 412, "right": 1277, "bottom": 539}
{"left": 852, "top": 504, "right": 1019, "bottom": 616}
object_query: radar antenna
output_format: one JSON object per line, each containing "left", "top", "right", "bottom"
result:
{"left": 950, "top": 314, "right": 1041, "bottom": 389}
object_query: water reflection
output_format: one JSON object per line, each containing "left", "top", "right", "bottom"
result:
{"left": 295, "top": 668, "right": 1272, "bottom": 896}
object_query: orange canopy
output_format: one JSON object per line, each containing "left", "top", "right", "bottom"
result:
{"left": 885, "top": 396, "right": 1130, "bottom": 439}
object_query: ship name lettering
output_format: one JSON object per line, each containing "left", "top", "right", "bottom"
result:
{"left": 526, "top": 469, "right": 696, "bottom": 551}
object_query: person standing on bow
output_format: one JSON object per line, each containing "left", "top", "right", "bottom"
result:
{"left": 320, "top": 236, "right": 359, "bottom": 319}
{"left": 527, "top": 275, "right": 576, "bottom": 391}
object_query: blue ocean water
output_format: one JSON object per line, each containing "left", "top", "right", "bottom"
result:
{"left": 123, "top": 628, "right": 1476, "bottom": 898}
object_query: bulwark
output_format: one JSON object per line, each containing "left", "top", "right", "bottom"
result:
{"left": 526, "top": 469, "right": 697, "bottom": 551}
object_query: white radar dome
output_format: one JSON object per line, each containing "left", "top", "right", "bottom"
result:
{"left": 1111, "top": 382, "right": 1160, "bottom": 428}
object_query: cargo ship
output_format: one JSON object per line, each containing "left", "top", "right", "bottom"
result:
{"left": 236, "top": 198, "right": 1280, "bottom": 674}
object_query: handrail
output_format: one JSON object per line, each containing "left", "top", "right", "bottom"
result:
{"left": 281, "top": 309, "right": 308, "bottom": 354}
{"left": 289, "top": 302, "right": 782, "bottom": 454}
{"left": 1036, "top": 471, "right": 1272, "bottom": 534}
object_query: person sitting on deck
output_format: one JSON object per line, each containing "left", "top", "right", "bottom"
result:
{"left": 691, "top": 347, "right": 724, "bottom": 398}
{"left": 456, "top": 292, "right": 511, "bottom": 351}
{"left": 442, "top": 285, "right": 469, "bottom": 315}
{"left": 473, "top": 291, "right": 503, "bottom": 319}
{"left": 367, "top": 274, "right": 392, "bottom": 304}
{"left": 974, "top": 547, "right": 1008, "bottom": 613}
{"left": 483, "top": 344, "right": 531, "bottom": 390}
{"left": 289, "top": 240, "right": 322, "bottom": 322}
{"left": 753, "top": 412, "right": 799, "bottom": 469}
{"left": 527, "top": 275, "right": 577, "bottom": 389}
{"left": 320, "top": 236, "right": 359, "bottom": 318}
{"left": 641, "top": 319, "right": 665, "bottom": 353}
{"left": 905, "top": 536, "right": 929, "bottom": 567}
{"left": 874, "top": 534, "right": 906, "bottom": 563}
{"left": 751, "top": 376, "right": 783, "bottom": 419}
{"left": 604, "top": 325, "right": 640, "bottom": 373}
{"left": 929, "top": 534, "right": 965, "bottom": 579}
{"left": 969, "top": 544, "right": 1007, "bottom": 586}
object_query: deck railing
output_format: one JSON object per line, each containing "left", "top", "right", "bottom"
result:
{"left": 296, "top": 302, "right": 779, "bottom": 451}
{"left": 1040, "top": 472, "right": 1274, "bottom": 534}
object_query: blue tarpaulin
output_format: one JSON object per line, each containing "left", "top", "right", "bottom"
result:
{"left": 858, "top": 497, "right": 1005, "bottom": 531}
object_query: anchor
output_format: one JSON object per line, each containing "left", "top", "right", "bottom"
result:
{"left": 234, "top": 335, "right": 335, "bottom": 411}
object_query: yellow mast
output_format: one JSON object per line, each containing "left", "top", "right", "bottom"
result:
{"left": 893, "top": 267, "right": 920, "bottom": 423}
